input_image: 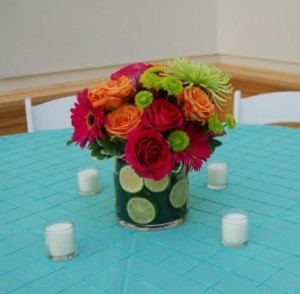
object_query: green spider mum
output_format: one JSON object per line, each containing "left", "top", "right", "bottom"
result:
{"left": 168, "top": 130, "right": 190, "bottom": 152}
{"left": 164, "top": 57, "right": 233, "bottom": 110}
{"left": 135, "top": 91, "right": 153, "bottom": 109}
{"left": 162, "top": 76, "right": 183, "bottom": 96}
{"left": 207, "top": 115, "right": 224, "bottom": 135}
{"left": 225, "top": 114, "right": 236, "bottom": 130}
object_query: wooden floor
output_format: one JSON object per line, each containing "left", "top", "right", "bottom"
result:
{"left": 1, "top": 63, "right": 300, "bottom": 135}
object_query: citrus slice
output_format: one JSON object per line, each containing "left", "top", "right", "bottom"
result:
{"left": 119, "top": 165, "right": 143, "bottom": 193}
{"left": 144, "top": 175, "right": 170, "bottom": 192}
{"left": 127, "top": 197, "right": 156, "bottom": 224}
{"left": 169, "top": 179, "right": 188, "bottom": 208}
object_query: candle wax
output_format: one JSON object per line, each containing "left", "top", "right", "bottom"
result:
{"left": 222, "top": 213, "right": 248, "bottom": 246}
{"left": 45, "top": 222, "right": 76, "bottom": 257}
{"left": 207, "top": 163, "right": 228, "bottom": 189}
{"left": 77, "top": 168, "right": 99, "bottom": 193}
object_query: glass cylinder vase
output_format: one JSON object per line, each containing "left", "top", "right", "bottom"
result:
{"left": 113, "top": 158, "right": 189, "bottom": 231}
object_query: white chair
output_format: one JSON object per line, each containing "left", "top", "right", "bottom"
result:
{"left": 233, "top": 90, "right": 300, "bottom": 125}
{"left": 25, "top": 96, "right": 76, "bottom": 133}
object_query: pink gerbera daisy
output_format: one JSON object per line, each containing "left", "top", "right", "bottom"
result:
{"left": 71, "top": 89, "right": 105, "bottom": 148}
{"left": 173, "top": 123, "right": 212, "bottom": 171}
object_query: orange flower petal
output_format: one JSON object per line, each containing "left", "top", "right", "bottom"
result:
{"left": 179, "top": 87, "right": 215, "bottom": 123}
{"left": 88, "top": 76, "right": 134, "bottom": 111}
{"left": 105, "top": 104, "right": 142, "bottom": 137}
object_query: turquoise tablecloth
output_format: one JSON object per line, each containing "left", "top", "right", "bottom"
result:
{"left": 0, "top": 125, "right": 300, "bottom": 293}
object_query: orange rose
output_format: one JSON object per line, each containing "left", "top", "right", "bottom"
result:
{"left": 104, "top": 104, "right": 142, "bottom": 137}
{"left": 178, "top": 87, "right": 215, "bottom": 123}
{"left": 88, "top": 76, "right": 134, "bottom": 110}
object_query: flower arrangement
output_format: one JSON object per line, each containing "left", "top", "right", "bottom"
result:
{"left": 68, "top": 57, "right": 235, "bottom": 180}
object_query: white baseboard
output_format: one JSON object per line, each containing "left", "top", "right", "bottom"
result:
{"left": 219, "top": 54, "right": 300, "bottom": 74}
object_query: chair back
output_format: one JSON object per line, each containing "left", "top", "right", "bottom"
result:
{"left": 233, "top": 91, "right": 300, "bottom": 124}
{"left": 25, "top": 96, "right": 76, "bottom": 133}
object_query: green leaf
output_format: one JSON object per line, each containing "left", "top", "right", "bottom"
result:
{"left": 88, "top": 141, "right": 101, "bottom": 150}
{"left": 66, "top": 139, "right": 73, "bottom": 146}
{"left": 100, "top": 149, "right": 116, "bottom": 156}
{"left": 91, "top": 148, "right": 112, "bottom": 160}
{"left": 210, "top": 139, "right": 222, "bottom": 153}
{"left": 93, "top": 137, "right": 125, "bottom": 157}
{"left": 97, "top": 138, "right": 115, "bottom": 150}
{"left": 111, "top": 135, "right": 125, "bottom": 144}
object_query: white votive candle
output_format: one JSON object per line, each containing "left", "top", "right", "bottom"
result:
{"left": 77, "top": 168, "right": 99, "bottom": 196}
{"left": 222, "top": 210, "right": 248, "bottom": 247}
{"left": 207, "top": 162, "right": 228, "bottom": 190}
{"left": 44, "top": 220, "right": 76, "bottom": 261}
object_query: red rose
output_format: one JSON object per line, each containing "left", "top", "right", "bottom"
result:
{"left": 124, "top": 127, "right": 174, "bottom": 180}
{"left": 141, "top": 99, "right": 184, "bottom": 131}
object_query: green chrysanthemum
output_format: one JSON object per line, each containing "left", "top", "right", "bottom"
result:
{"left": 135, "top": 91, "right": 153, "bottom": 109}
{"left": 164, "top": 57, "right": 233, "bottom": 110}
{"left": 162, "top": 76, "right": 183, "bottom": 96}
{"left": 168, "top": 130, "right": 190, "bottom": 152}
{"left": 207, "top": 115, "right": 224, "bottom": 135}
{"left": 225, "top": 114, "right": 236, "bottom": 130}
{"left": 140, "top": 72, "right": 162, "bottom": 90}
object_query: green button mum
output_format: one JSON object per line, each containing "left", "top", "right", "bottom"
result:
{"left": 140, "top": 71, "right": 162, "bottom": 90}
{"left": 135, "top": 91, "right": 153, "bottom": 109}
{"left": 168, "top": 130, "right": 190, "bottom": 152}
{"left": 207, "top": 115, "right": 224, "bottom": 134}
{"left": 162, "top": 76, "right": 183, "bottom": 96}
{"left": 225, "top": 114, "right": 236, "bottom": 130}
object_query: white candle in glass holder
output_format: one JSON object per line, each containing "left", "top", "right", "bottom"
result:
{"left": 77, "top": 168, "right": 99, "bottom": 196}
{"left": 207, "top": 162, "right": 228, "bottom": 190}
{"left": 44, "top": 220, "right": 76, "bottom": 261}
{"left": 222, "top": 210, "right": 248, "bottom": 247}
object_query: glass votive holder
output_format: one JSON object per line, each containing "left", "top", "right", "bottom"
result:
{"left": 221, "top": 209, "right": 248, "bottom": 247}
{"left": 44, "top": 220, "right": 77, "bottom": 261}
{"left": 207, "top": 162, "right": 228, "bottom": 190}
{"left": 77, "top": 167, "right": 100, "bottom": 196}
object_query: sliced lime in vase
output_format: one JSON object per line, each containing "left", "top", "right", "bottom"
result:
{"left": 119, "top": 165, "right": 143, "bottom": 193}
{"left": 127, "top": 197, "right": 156, "bottom": 224}
{"left": 144, "top": 175, "right": 170, "bottom": 193}
{"left": 169, "top": 178, "right": 188, "bottom": 208}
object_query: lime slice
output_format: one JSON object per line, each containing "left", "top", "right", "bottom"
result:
{"left": 169, "top": 178, "right": 188, "bottom": 208}
{"left": 119, "top": 165, "right": 144, "bottom": 193}
{"left": 127, "top": 197, "right": 156, "bottom": 224}
{"left": 144, "top": 175, "right": 170, "bottom": 192}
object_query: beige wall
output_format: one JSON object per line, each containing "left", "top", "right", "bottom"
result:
{"left": 1, "top": 0, "right": 299, "bottom": 92}
{"left": 0, "top": 0, "right": 218, "bottom": 89}
{"left": 218, "top": 0, "right": 300, "bottom": 72}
